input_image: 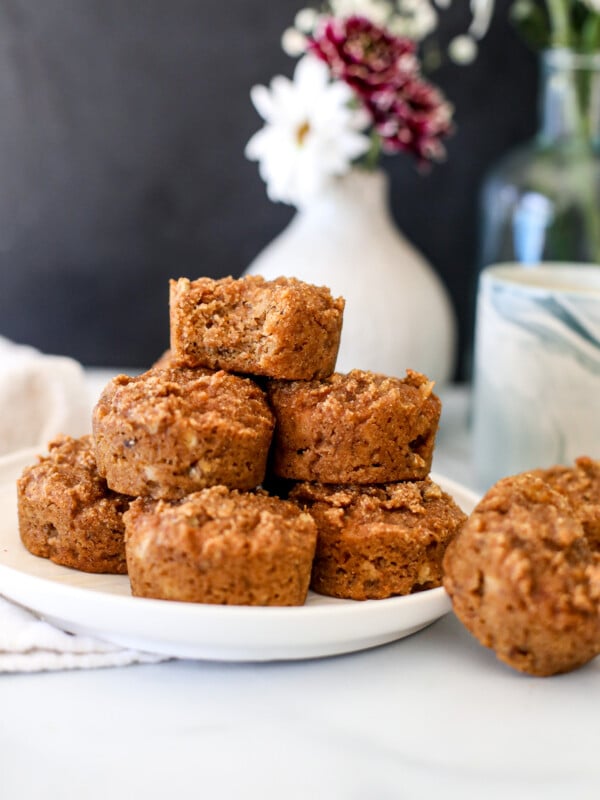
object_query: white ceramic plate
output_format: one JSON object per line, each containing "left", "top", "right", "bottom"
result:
{"left": 0, "top": 448, "right": 479, "bottom": 661}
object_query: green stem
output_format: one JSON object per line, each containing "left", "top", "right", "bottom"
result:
{"left": 540, "top": 49, "right": 600, "bottom": 261}
{"left": 570, "top": 62, "right": 600, "bottom": 258}
{"left": 581, "top": 178, "right": 600, "bottom": 260}
{"left": 545, "top": 0, "right": 572, "bottom": 48}
{"left": 362, "top": 132, "right": 382, "bottom": 170}
{"left": 581, "top": 15, "right": 600, "bottom": 54}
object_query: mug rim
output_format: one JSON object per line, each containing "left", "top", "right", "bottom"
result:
{"left": 481, "top": 263, "right": 600, "bottom": 297}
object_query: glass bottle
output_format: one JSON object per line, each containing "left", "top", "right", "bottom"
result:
{"left": 478, "top": 48, "right": 600, "bottom": 268}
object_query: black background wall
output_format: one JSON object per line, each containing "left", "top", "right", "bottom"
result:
{"left": 0, "top": 0, "right": 538, "bottom": 377}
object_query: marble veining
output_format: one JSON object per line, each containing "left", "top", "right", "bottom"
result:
{"left": 473, "top": 274, "right": 600, "bottom": 489}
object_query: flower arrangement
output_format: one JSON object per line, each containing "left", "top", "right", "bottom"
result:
{"left": 245, "top": 1, "right": 469, "bottom": 207}
{"left": 245, "top": 0, "right": 600, "bottom": 208}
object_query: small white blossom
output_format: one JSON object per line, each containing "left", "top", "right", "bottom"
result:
{"left": 281, "top": 27, "right": 307, "bottom": 57}
{"left": 330, "top": 0, "right": 393, "bottom": 25}
{"left": 448, "top": 33, "right": 478, "bottom": 64}
{"left": 391, "top": 0, "right": 438, "bottom": 40}
{"left": 581, "top": 0, "right": 600, "bottom": 12}
{"left": 294, "top": 7, "right": 320, "bottom": 32}
{"left": 245, "top": 56, "right": 371, "bottom": 207}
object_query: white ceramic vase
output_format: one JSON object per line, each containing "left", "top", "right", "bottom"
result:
{"left": 244, "top": 169, "right": 457, "bottom": 384}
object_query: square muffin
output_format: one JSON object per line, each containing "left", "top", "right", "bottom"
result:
{"left": 169, "top": 275, "right": 344, "bottom": 379}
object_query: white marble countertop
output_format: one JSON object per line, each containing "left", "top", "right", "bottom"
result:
{"left": 1, "top": 375, "right": 598, "bottom": 800}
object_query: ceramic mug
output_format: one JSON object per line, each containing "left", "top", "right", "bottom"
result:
{"left": 472, "top": 263, "right": 600, "bottom": 491}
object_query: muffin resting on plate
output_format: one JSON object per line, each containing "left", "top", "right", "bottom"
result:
{"left": 93, "top": 366, "right": 274, "bottom": 499}
{"left": 267, "top": 369, "right": 441, "bottom": 484}
{"left": 17, "top": 434, "right": 129, "bottom": 573}
{"left": 290, "top": 478, "right": 466, "bottom": 600}
{"left": 443, "top": 472, "right": 600, "bottom": 677}
{"left": 124, "top": 486, "right": 318, "bottom": 606}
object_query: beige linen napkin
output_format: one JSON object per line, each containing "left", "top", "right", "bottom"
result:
{"left": 0, "top": 336, "right": 90, "bottom": 455}
{"left": 0, "top": 339, "right": 167, "bottom": 671}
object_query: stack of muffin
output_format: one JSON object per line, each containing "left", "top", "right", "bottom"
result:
{"left": 16, "top": 274, "right": 465, "bottom": 606}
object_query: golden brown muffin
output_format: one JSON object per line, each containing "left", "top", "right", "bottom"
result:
{"left": 291, "top": 478, "right": 466, "bottom": 600}
{"left": 267, "top": 369, "right": 441, "bottom": 484}
{"left": 124, "top": 486, "right": 317, "bottom": 606}
{"left": 532, "top": 456, "right": 600, "bottom": 551}
{"left": 93, "top": 367, "right": 274, "bottom": 499}
{"left": 17, "top": 435, "right": 129, "bottom": 573}
{"left": 443, "top": 473, "right": 600, "bottom": 677}
{"left": 169, "top": 275, "right": 344, "bottom": 380}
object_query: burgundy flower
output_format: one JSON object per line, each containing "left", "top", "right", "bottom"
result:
{"left": 373, "top": 79, "right": 454, "bottom": 163}
{"left": 309, "top": 15, "right": 453, "bottom": 164}
{"left": 309, "top": 15, "right": 418, "bottom": 98}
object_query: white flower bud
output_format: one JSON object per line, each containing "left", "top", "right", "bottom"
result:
{"left": 448, "top": 34, "right": 478, "bottom": 65}
{"left": 281, "top": 28, "right": 307, "bottom": 57}
{"left": 294, "top": 8, "right": 319, "bottom": 33}
{"left": 331, "top": 0, "right": 392, "bottom": 26}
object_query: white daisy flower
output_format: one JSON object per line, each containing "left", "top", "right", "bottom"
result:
{"left": 245, "top": 56, "right": 371, "bottom": 207}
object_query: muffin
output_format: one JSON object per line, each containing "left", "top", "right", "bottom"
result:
{"left": 443, "top": 472, "right": 600, "bottom": 677}
{"left": 17, "top": 435, "right": 129, "bottom": 573}
{"left": 169, "top": 274, "right": 344, "bottom": 380}
{"left": 124, "top": 486, "right": 317, "bottom": 605}
{"left": 291, "top": 478, "right": 466, "bottom": 600}
{"left": 267, "top": 369, "right": 441, "bottom": 484}
{"left": 93, "top": 366, "right": 274, "bottom": 499}
{"left": 532, "top": 456, "right": 600, "bottom": 551}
